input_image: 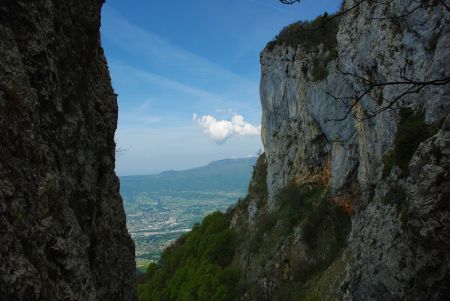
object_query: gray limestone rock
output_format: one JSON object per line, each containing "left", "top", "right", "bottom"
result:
{"left": 241, "top": 0, "right": 449, "bottom": 299}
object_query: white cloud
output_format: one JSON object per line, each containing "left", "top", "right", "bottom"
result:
{"left": 193, "top": 114, "right": 260, "bottom": 144}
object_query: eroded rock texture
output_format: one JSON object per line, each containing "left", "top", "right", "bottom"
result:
{"left": 0, "top": 1, "right": 136, "bottom": 300}
{"left": 233, "top": 0, "right": 449, "bottom": 300}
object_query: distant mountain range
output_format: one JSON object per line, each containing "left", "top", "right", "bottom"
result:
{"left": 119, "top": 157, "right": 257, "bottom": 202}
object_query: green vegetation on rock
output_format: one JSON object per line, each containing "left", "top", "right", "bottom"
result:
{"left": 248, "top": 154, "right": 268, "bottom": 198}
{"left": 266, "top": 13, "right": 339, "bottom": 82}
{"left": 138, "top": 154, "right": 352, "bottom": 301}
{"left": 299, "top": 251, "right": 349, "bottom": 300}
{"left": 137, "top": 211, "right": 240, "bottom": 301}
{"left": 382, "top": 108, "right": 438, "bottom": 178}
{"left": 311, "top": 48, "right": 338, "bottom": 81}
{"left": 268, "top": 13, "right": 339, "bottom": 52}
{"left": 237, "top": 180, "right": 351, "bottom": 300}
{"left": 122, "top": 158, "right": 256, "bottom": 268}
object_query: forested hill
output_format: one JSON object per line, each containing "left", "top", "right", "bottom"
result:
{"left": 120, "top": 157, "right": 257, "bottom": 202}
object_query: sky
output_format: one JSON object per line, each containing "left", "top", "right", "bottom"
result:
{"left": 101, "top": 0, "right": 341, "bottom": 176}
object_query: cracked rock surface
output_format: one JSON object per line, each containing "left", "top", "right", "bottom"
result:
{"left": 0, "top": 1, "right": 136, "bottom": 300}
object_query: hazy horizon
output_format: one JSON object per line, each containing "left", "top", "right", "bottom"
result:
{"left": 118, "top": 156, "right": 257, "bottom": 177}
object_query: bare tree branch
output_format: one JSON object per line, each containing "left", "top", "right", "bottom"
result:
{"left": 325, "top": 65, "right": 450, "bottom": 122}
{"left": 439, "top": 0, "right": 450, "bottom": 12}
{"left": 279, "top": 0, "right": 301, "bottom": 4}
{"left": 277, "top": 0, "right": 449, "bottom": 121}
{"left": 279, "top": 0, "right": 367, "bottom": 32}
{"left": 370, "top": 0, "right": 436, "bottom": 20}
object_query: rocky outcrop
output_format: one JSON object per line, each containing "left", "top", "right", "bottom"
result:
{"left": 349, "top": 115, "right": 450, "bottom": 300}
{"left": 261, "top": 0, "right": 449, "bottom": 205}
{"left": 0, "top": 1, "right": 136, "bottom": 300}
{"left": 234, "top": 0, "right": 449, "bottom": 300}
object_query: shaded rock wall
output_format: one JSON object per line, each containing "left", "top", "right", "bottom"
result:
{"left": 0, "top": 1, "right": 136, "bottom": 300}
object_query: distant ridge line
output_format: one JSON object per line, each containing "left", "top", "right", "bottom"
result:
{"left": 120, "top": 157, "right": 257, "bottom": 178}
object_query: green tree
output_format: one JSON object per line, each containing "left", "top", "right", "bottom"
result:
{"left": 138, "top": 211, "right": 240, "bottom": 301}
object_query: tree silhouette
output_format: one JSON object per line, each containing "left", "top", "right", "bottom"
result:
{"left": 279, "top": 0, "right": 300, "bottom": 3}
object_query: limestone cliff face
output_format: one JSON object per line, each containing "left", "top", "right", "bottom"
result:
{"left": 233, "top": 0, "right": 449, "bottom": 300}
{"left": 261, "top": 0, "right": 449, "bottom": 205}
{"left": 0, "top": 1, "right": 136, "bottom": 300}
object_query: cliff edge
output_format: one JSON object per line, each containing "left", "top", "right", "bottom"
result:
{"left": 0, "top": 1, "right": 136, "bottom": 300}
{"left": 234, "top": 0, "right": 449, "bottom": 299}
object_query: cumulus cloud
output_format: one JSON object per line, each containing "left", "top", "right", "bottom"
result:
{"left": 193, "top": 113, "right": 260, "bottom": 144}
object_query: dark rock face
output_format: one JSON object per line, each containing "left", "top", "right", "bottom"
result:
{"left": 348, "top": 114, "right": 450, "bottom": 301}
{"left": 0, "top": 1, "right": 136, "bottom": 300}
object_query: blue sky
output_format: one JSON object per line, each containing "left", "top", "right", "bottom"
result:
{"left": 101, "top": 0, "right": 340, "bottom": 175}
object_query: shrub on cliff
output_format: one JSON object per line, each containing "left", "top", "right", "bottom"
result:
{"left": 137, "top": 211, "right": 240, "bottom": 301}
{"left": 248, "top": 154, "right": 268, "bottom": 197}
{"left": 301, "top": 195, "right": 351, "bottom": 256}
{"left": 267, "top": 13, "right": 339, "bottom": 52}
{"left": 239, "top": 182, "right": 351, "bottom": 299}
{"left": 382, "top": 108, "right": 438, "bottom": 178}
{"left": 275, "top": 183, "right": 324, "bottom": 235}
{"left": 266, "top": 13, "right": 339, "bottom": 82}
